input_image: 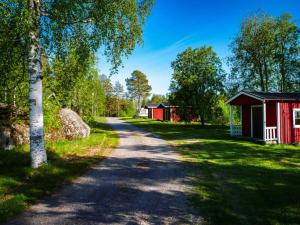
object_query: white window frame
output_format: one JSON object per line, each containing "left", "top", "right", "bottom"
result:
{"left": 293, "top": 108, "right": 300, "bottom": 128}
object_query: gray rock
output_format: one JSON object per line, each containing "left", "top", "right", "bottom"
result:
{"left": 58, "top": 108, "right": 90, "bottom": 139}
{"left": 0, "top": 124, "right": 29, "bottom": 150}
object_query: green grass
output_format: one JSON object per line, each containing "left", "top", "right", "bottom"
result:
{"left": 0, "top": 117, "right": 118, "bottom": 223}
{"left": 124, "top": 118, "right": 300, "bottom": 225}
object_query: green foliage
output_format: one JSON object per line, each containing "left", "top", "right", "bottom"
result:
{"left": 169, "top": 46, "right": 225, "bottom": 125}
{"left": 149, "top": 94, "right": 168, "bottom": 104}
{"left": 0, "top": 0, "right": 154, "bottom": 141}
{"left": 212, "top": 97, "right": 230, "bottom": 125}
{"left": 99, "top": 76, "right": 134, "bottom": 117}
{"left": 43, "top": 97, "right": 61, "bottom": 134}
{"left": 126, "top": 70, "right": 152, "bottom": 110}
{"left": 229, "top": 12, "right": 300, "bottom": 92}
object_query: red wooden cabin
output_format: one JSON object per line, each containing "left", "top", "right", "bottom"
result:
{"left": 144, "top": 103, "right": 166, "bottom": 121}
{"left": 226, "top": 90, "right": 300, "bottom": 144}
{"left": 144, "top": 102, "right": 197, "bottom": 122}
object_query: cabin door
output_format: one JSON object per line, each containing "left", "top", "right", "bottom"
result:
{"left": 252, "top": 106, "right": 263, "bottom": 139}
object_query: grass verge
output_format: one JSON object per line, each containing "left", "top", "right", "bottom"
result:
{"left": 124, "top": 118, "right": 300, "bottom": 225}
{"left": 0, "top": 117, "right": 118, "bottom": 223}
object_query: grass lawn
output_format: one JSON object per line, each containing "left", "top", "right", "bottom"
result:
{"left": 124, "top": 118, "right": 300, "bottom": 225}
{"left": 0, "top": 117, "right": 118, "bottom": 223}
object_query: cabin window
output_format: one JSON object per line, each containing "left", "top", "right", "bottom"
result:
{"left": 293, "top": 109, "right": 300, "bottom": 128}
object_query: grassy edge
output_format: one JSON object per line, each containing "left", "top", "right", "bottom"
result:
{"left": 0, "top": 117, "right": 118, "bottom": 224}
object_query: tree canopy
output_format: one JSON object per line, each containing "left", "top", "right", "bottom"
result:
{"left": 126, "top": 70, "right": 152, "bottom": 110}
{"left": 229, "top": 13, "right": 300, "bottom": 92}
{"left": 169, "top": 47, "right": 225, "bottom": 125}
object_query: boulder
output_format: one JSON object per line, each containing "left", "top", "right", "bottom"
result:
{"left": 0, "top": 124, "right": 29, "bottom": 150}
{"left": 58, "top": 108, "right": 90, "bottom": 139}
{"left": 0, "top": 107, "right": 90, "bottom": 150}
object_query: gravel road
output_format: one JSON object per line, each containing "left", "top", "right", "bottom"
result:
{"left": 6, "top": 117, "right": 202, "bottom": 225}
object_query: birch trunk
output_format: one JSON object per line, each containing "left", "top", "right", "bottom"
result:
{"left": 28, "top": 0, "right": 47, "bottom": 168}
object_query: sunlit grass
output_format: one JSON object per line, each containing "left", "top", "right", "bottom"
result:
{"left": 124, "top": 118, "right": 300, "bottom": 225}
{"left": 0, "top": 117, "right": 118, "bottom": 223}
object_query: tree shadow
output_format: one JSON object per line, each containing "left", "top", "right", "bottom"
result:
{"left": 177, "top": 140, "right": 300, "bottom": 225}
{"left": 5, "top": 155, "right": 202, "bottom": 224}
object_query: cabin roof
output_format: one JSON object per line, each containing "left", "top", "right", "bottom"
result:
{"left": 144, "top": 103, "right": 158, "bottom": 108}
{"left": 226, "top": 90, "right": 300, "bottom": 104}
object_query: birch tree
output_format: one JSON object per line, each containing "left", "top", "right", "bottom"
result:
{"left": 6, "top": 0, "right": 154, "bottom": 168}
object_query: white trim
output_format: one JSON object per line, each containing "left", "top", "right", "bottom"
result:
{"left": 293, "top": 108, "right": 300, "bottom": 128}
{"left": 263, "top": 102, "right": 266, "bottom": 141}
{"left": 151, "top": 108, "right": 153, "bottom": 119}
{"left": 251, "top": 106, "right": 253, "bottom": 137}
{"left": 277, "top": 103, "right": 281, "bottom": 144}
{"left": 225, "top": 91, "right": 264, "bottom": 104}
{"left": 230, "top": 105, "right": 233, "bottom": 136}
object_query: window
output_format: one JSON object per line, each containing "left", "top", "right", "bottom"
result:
{"left": 293, "top": 109, "right": 300, "bottom": 128}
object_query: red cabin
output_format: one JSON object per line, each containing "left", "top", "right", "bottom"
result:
{"left": 226, "top": 90, "right": 300, "bottom": 144}
{"left": 144, "top": 102, "right": 197, "bottom": 122}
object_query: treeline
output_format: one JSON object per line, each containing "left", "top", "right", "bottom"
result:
{"left": 0, "top": 44, "right": 137, "bottom": 127}
{"left": 169, "top": 13, "right": 300, "bottom": 125}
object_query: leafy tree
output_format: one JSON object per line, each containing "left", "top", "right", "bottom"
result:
{"left": 229, "top": 13, "right": 276, "bottom": 92}
{"left": 113, "top": 81, "right": 124, "bottom": 116}
{"left": 212, "top": 97, "right": 230, "bottom": 125}
{"left": 274, "top": 14, "right": 300, "bottom": 92}
{"left": 126, "top": 70, "right": 152, "bottom": 110}
{"left": 149, "top": 94, "right": 168, "bottom": 104}
{"left": 169, "top": 47, "right": 225, "bottom": 126}
{"left": 229, "top": 13, "right": 300, "bottom": 92}
{"left": 1, "top": 0, "right": 154, "bottom": 167}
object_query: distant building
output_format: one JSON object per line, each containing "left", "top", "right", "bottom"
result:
{"left": 144, "top": 102, "right": 196, "bottom": 122}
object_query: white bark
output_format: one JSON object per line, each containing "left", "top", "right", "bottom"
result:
{"left": 28, "top": 0, "right": 47, "bottom": 168}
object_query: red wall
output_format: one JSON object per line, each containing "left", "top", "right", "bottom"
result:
{"left": 266, "top": 101, "right": 277, "bottom": 127}
{"left": 170, "top": 107, "right": 181, "bottom": 122}
{"left": 242, "top": 102, "right": 277, "bottom": 138}
{"left": 242, "top": 105, "right": 251, "bottom": 137}
{"left": 280, "top": 102, "right": 300, "bottom": 144}
{"left": 170, "top": 107, "right": 197, "bottom": 122}
{"left": 153, "top": 108, "right": 164, "bottom": 120}
{"left": 230, "top": 94, "right": 262, "bottom": 105}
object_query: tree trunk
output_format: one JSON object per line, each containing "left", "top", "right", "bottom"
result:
{"left": 258, "top": 64, "right": 265, "bottom": 92}
{"left": 28, "top": 0, "right": 47, "bottom": 168}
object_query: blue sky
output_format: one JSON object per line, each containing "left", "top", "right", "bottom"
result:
{"left": 98, "top": 0, "right": 300, "bottom": 95}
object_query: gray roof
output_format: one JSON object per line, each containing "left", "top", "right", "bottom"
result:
{"left": 144, "top": 103, "right": 158, "bottom": 108}
{"left": 244, "top": 90, "right": 300, "bottom": 100}
{"left": 157, "top": 102, "right": 170, "bottom": 107}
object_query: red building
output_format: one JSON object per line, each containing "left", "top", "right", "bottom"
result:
{"left": 144, "top": 102, "right": 197, "bottom": 122}
{"left": 144, "top": 103, "right": 168, "bottom": 121}
{"left": 226, "top": 90, "right": 300, "bottom": 144}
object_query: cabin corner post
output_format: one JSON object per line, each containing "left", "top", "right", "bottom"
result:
{"left": 230, "top": 105, "right": 233, "bottom": 136}
{"left": 277, "top": 102, "right": 281, "bottom": 144}
{"left": 263, "top": 101, "right": 266, "bottom": 142}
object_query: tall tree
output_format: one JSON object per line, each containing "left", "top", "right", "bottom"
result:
{"left": 169, "top": 47, "right": 225, "bottom": 125}
{"left": 229, "top": 13, "right": 276, "bottom": 92}
{"left": 229, "top": 13, "right": 300, "bottom": 92}
{"left": 126, "top": 70, "right": 152, "bottom": 110}
{"left": 3, "top": 0, "right": 153, "bottom": 167}
{"left": 274, "top": 14, "right": 300, "bottom": 92}
{"left": 113, "top": 81, "right": 124, "bottom": 116}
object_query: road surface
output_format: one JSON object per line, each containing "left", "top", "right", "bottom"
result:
{"left": 7, "top": 117, "right": 202, "bottom": 225}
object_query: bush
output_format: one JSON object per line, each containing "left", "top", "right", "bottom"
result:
{"left": 43, "top": 97, "right": 61, "bottom": 134}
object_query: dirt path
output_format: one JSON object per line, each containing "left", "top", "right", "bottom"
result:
{"left": 7, "top": 118, "right": 202, "bottom": 225}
